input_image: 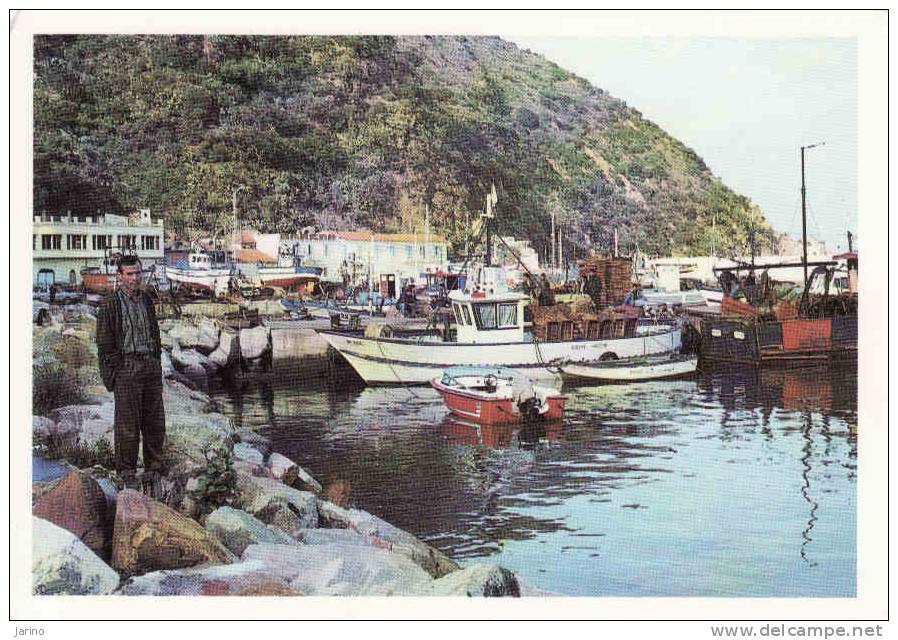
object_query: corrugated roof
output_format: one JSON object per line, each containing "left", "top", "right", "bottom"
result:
{"left": 235, "top": 248, "right": 277, "bottom": 263}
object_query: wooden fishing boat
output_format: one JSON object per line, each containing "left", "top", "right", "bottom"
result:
{"left": 319, "top": 264, "right": 681, "bottom": 385}
{"left": 562, "top": 352, "right": 698, "bottom": 382}
{"left": 431, "top": 366, "right": 565, "bottom": 425}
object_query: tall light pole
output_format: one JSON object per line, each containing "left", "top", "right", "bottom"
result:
{"left": 232, "top": 185, "right": 245, "bottom": 258}
{"left": 800, "top": 142, "right": 824, "bottom": 296}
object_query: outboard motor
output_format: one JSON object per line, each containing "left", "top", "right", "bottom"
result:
{"left": 518, "top": 396, "right": 543, "bottom": 422}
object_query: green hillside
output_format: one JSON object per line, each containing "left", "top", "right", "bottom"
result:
{"left": 33, "top": 35, "right": 773, "bottom": 258}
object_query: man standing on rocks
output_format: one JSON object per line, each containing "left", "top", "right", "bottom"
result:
{"left": 96, "top": 255, "right": 165, "bottom": 494}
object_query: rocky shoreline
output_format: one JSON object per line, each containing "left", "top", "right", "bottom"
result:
{"left": 31, "top": 306, "right": 537, "bottom": 597}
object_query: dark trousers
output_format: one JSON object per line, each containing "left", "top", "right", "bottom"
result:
{"left": 114, "top": 355, "right": 166, "bottom": 474}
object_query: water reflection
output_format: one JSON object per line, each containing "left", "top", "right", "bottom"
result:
{"left": 207, "top": 362, "right": 856, "bottom": 597}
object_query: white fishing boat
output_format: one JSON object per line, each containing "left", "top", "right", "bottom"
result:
{"left": 320, "top": 263, "right": 681, "bottom": 385}
{"left": 561, "top": 352, "right": 697, "bottom": 382}
{"left": 164, "top": 252, "right": 233, "bottom": 297}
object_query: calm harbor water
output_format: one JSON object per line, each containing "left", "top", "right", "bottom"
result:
{"left": 208, "top": 362, "right": 857, "bottom": 597}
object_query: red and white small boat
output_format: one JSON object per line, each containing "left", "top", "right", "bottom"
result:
{"left": 431, "top": 367, "right": 565, "bottom": 425}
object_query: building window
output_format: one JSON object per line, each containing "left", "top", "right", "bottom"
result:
{"left": 93, "top": 234, "right": 111, "bottom": 251}
{"left": 405, "top": 245, "right": 413, "bottom": 259}
{"left": 141, "top": 235, "right": 159, "bottom": 251}
{"left": 41, "top": 234, "right": 61, "bottom": 250}
{"left": 67, "top": 234, "right": 87, "bottom": 250}
{"left": 390, "top": 245, "right": 396, "bottom": 256}
{"left": 33, "top": 235, "right": 36, "bottom": 250}
{"left": 119, "top": 235, "right": 136, "bottom": 249}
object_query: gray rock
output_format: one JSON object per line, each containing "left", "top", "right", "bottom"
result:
{"left": 291, "top": 527, "right": 372, "bottom": 546}
{"left": 117, "top": 559, "right": 299, "bottom": 596}
{"left": 233, "top": 442, "right": 265, "bottom": 466}
{"left": 32, "top": 517, "right": 120, "bottom": 595}
{"left": 160, "top": 349, "right": 174, "bottom": 376}
{"left": 317, "top": 500, "right": 458, "bottom": 578}
{"left": 243, "top": 543, "right": 433, "bottom": 596}
{"left": 205, "top": 507, "right": 296, "bottom": 556}
{"left": 162, "top": 379, "right": 211, "bottom": 414}
{"left": 49, "top": 404, "right": 114, "bottom": 447}
{"left": 233, "top": 427, "right": 271, "bottom": 456}
{"left": 207, "top": 346, "right": 230, "bottom": 369}
{"left": 423, "top": 564, "right": 520, "bottom": 597}
{"left": 235, "top": 472, "right": 318, "bottom": 530}
{"left": 32, "top": 415, "right": 55, "bottom": 439}
{"left": 267, "top": 452, "right": 323, "bottom": 493}
{"left": 171, "top": 345, "right": 209, "bottom": 373}
{"left": 239, "top": 326, "right": 269, "bottom": 360}
{"left": 165, "top": 412, "right": 234, "bottom": 476}
{"left": 169, "top": 319, "right": 219, "bottom": 354}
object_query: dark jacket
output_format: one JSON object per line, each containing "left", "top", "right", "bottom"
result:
{"left": 96, "top": 290, "right": 161, "bottom": 392}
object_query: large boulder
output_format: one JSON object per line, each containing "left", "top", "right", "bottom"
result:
{"left": 162, "top": 379, "right": 211, "bottom": 414}
{"left": 232, "top": 442, "right": 264, "bottom": 466}
{"left": 235, "top": 472, "right": 319, "bottom": 531}
{"left": 169, "top": 319, "right": 220, "bottom": 354}
{"left": 32, "top": 517, "right": 120, "bottom": 595}
{"left": 239, "top": 326, "right": 269, "bottom": 360}
{"left": 242, "top": 543, "right": 433, "bottom": 596}
{"left": 164, "top": 412, "right": 235, "bottom": 477}
{"left": 423, "top": 564, "right": 520, "bottom": 597}
{"left": 208, "top": 329, "right": 239, "bottom": 368}
{"left": 233, "top": 427, "right": 271, "bottom": 457}
{"left": 49, "top": 404, "right": 114, "bottom": 448}
{"left": 32, "top": 415, "right": 56, "bottom": 440}
{"left": 317, "top": 500, "right": 458, "bottom": 578}
{"left": 170, "top": 345, "right": 209, "bottom": 377}
{"left": 290, "top": 527, "right": 374, "bottom": 547}
{"left": 204, "top": 507, "right": 296, "bottom": 556}
{"left": 111, "top": 489, "right": 235, "bottom": 576}
{"left": 32, "top": 470, "right": 113, "bottom": 560}
{"left": 267, "top": 453, "right": 323, "bottom": 494}
{"left": 117, "top": 559, "right": 300, "bottom": 596}
{"left": 160, "top": 349, "right": 174, "bottom": 377}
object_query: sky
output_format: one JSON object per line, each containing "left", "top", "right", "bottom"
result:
{"left": 510, "top": 37, "right": 858, "bottom": 252}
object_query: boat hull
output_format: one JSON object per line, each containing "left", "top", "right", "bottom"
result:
{"left": 165, "top": 267, "right": 233, "bottom": 297}
{"left": 563, "top": 354, "right": 697, "bottom": 382}
{"left": 430, "top": 378, "right": 565, "bottom": 424}
{"left": 699, "top": 316, "right": 857, "bottom": 366}
{"left": 320, "top": 327, "right": 681, "bottom": 384}
{"left": 81, "top": 272, "right": 116, "bottom": 294}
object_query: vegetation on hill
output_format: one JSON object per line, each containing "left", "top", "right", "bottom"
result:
{"left": 34, "top": 35, "right": 774, "bottom": 258}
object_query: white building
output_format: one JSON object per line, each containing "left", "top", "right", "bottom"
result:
{"left": 32, "top": 209, "right": 164, "bottom": 286}
{"left": 283, "top": 229, "right": 449, "bottom": 284}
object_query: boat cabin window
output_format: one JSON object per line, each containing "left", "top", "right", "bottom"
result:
{"left": 473, "top": 303, "right": 497, "bottom": 329}
{"left": 451, "top": 303, "right": 463, "bottom": 325}
{"left": 497, "top": 303, "right": 518, "bottom": 328}
{"left": 461, "top": 305, "right": 473, "bottom": 326}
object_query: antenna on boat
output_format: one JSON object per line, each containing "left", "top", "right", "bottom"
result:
{"left": 800, "top": 142, "right": 825, "bottom": 310}
{"left": 483, "top": 183, "right": 497, "bottom": 267}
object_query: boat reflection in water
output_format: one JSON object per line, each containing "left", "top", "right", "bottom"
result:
{"left": 208, "top": 361, "right": 855, "bottom": 597}
{"left": 439, "top": 415, "right": 564, "bottom": 449}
